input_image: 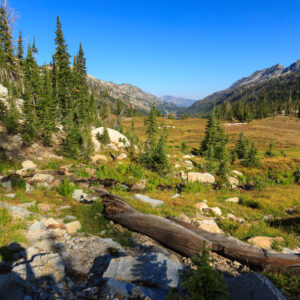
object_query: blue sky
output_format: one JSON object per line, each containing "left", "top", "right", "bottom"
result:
{"left": 10, "top": 0, "right": 300, "bottom": 99}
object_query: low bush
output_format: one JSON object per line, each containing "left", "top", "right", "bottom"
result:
{"left": 58, "top": 178, "right": 76, "bottom": 197}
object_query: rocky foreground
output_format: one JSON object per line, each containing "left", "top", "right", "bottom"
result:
{"left": 0, "top": 195, "right": 288, "bottom": 300}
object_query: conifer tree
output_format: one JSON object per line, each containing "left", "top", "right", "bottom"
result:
{"left": 265, "top": 140, "right": 275, "bottom": 158}
{"left": 5, "top": 98, "right": 19, "bottom": 134}
{"left": 145, "top": 102, "right": 158, "bottom": 147}
{"left": 234, "top": 132, "right": 249, "bottom": 159}
{"left": 53, "top": 16, "right": 71, "bottom": 119}
{"left": 0, "top": 2, "right": 14, "bottom": 69}
{"left": 243, "top": 142, "right": 260, "bottom": 167}
{"left": 38, "top": 66, "right": 56, "bottom": 145}
{"left": 200, "top": 106, "right": 230, "bottom": 178}
{"left": 17, "top": 30, "right": 24, "bottom": 67}
{"left": 22, "top": 44, "right": 39, "bottom": 144}
{"left": 32, "top": 37, "right": 38, "bottom": 57}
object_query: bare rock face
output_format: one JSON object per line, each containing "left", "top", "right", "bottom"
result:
{"left": 91, "top": 127, "right": 130, "bottom": 151}
{"left": 226, "top": 272, "right": 286, "bottom": 300}
{"left": 102, "top": 252, "right": 183, "bottom": 291}
{"left": 186, "top": 172, "right": 215, "bottom": 184}
{"left": 247, "top": 236, "right": 284, "bottom": 249}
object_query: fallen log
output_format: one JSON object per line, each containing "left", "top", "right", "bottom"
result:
{"left": 95, "top": 188, "right": 211, "bottom": 257}
{"left": 97, "top": 189, "right": 300, "bottom": 275}
{"left": 168, "top": 217, "right": 300, "bottom": 275}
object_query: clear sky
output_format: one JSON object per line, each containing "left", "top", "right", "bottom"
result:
{"left": 9, "top": 0, "right": 300, "bottom": 99}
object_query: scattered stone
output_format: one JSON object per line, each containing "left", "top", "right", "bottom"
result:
{"left": 72, "top": 189, "right": 97, "bottom": 203}
{"left": 91, "top": 154, "right": 108, "bottom": 162}
{"left": 103, "top": 252, "right": 183, "bottom": 291}
{"left": 28, "top": 221, "right": 46, "bottom": 232}
{"left": 65, "top": 221, "right": 82, "bottom": 234}
{"left": 186, "top": 172, "right": 215, "bottom": 184}
{"left": 63, "top": 215, "right": 77, "bottom": 222}
{"left": 232, "top": 170, "right": 243, "bottom": 177}
{"left": 13, "top": 252, "right": 65, "bottom": 283}
{"left": 228, "top": 176, "right": 239, "bottom": 188}
{"left": 4, "top": 193, "right": 15, "bottom": 198}
{"left": 179, "top": 213, "right": 191, "bottom": 223}
{"left": 1, "top": 180, "right": 12, "bottom": 191}
{"left": 116, "top": 153, "right": 127, "bottom": 160}
{"left": 42, "top": 218, "right": 59, "bottom": 227}
{"left": 0, "top": 83, "right": 8, "bottom": 97}
{"left": 171, "top": 193, "right": 180, "bottom": 199}
{"left": 103, "top": 279, "right": 166, "bottom": 300}
{"left": 183, "top": 155, "right": 191, "bottom": 159}
{"left": 2, "top": 202, "right": 35, "bottom": 219}
{"left": 37, "top": 203, "right": 54, "bottom": 212}
{"left": 210, "top": 207, "right": 222, "bottom": 216}
{"left": 84, "top": 167, "right": 96, "bottom": 177}
{"left": 131, "top": 179, "right": 147, "bottom": 192}
{"left": 184, "top": 160, "right": 193, "bottom": 167}
{"left": 22, "top": 160, "right": 37, "bottom": 170}
{"left": 133, "top": 194, "right": 164, "bottom": 208}
{"left": 225, "top": 197, "right": 239, "bottom": 203}
{"left": 227, "top": 213, "right": 245, "bottom": 224}
{"left": 247, "top": 236, "right": 284, "bottom": 249}
{"left": 194, "top": 219, "right": 223, "bottom": 233}
{"left": 194, "top": 202, "right": 209, "bottom": 211}
{"left": 18, "top": 201, "right": 36, "bottom": 208}
{"left": 30, "top": 173, "right": 54, "bottom": 184}
{"left": 174, "top": 163, "right": 181, "bottom": 169}
{"left": 226, "top": 272, "right": 286, "bottom": 300}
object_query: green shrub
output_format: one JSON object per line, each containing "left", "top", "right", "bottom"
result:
{"left": 167, "top": 243, "right": 228, "bottom": 300}
{"left": 58, "top": 178, "right": 76, "bottom": 197}
{"left": 128, "top": 164, "right": 144, "bottom": 179}
{"left": 11, "top": 177, "right": 26, "bottom": 190}
{"left": 96, "top": 127, "right": 110, "bottom": 145}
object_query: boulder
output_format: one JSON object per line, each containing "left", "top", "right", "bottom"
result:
{"left": 116, "top": 153, "right": 127, "bottom": 160}
{"left": 0, "top": 84, "right": 8, "bottom": 97}
{"left": 91, "top": 127, "right": 130, "bottom": 151}
{"left": 133, "top": 194, "right": 164, "bottom": 208}
{"left": 30, "top": 173, "right": 54, "bottom": 184}
{"left": 228, "top": 176, "right": 239, "bottom": 188}
{"left": 210, "top": 207, "right": 222, "bottom": 216}
{"left": 226, "top": 272, "right": 285, "bottom": 300}
{"left": 72, "top": 189, "right": 97, "bottom": 203}
{"left": 131, "top": 179, "right": 147, "bottom": 192}
{"left": 12, "top": 252, "right": 65, "bottom": 283}
{"left": 103, "top": 252, "right": 183, "bottom": 291}
{"left": 65, "top": 221, "right": 82, "bottom": 234}
{"left": 187, "top": 172, "right": 215, "bottom": 184}
{"left": 225, "top": 196, "right": 239, "bottom": 203}
{"left": 247, "top": 236, "right": 284, "bottom": 249}
{"left": 91, "top": 154, "right": 108, "bottom": 162}
{"left": 1, "top": 180, "right": 12, "bottom": 191}
{"left": 194, "top": 202, "right": 209, "bottom": 211}
{"left": 102, "top": 279, "right": 166, "bottom": 300}
{"left": 22, "top": 160, "right": 36, "bottom": 170}
{"left": 194, "top": 219, "right": 223, "bottom": 233}
{"left": 227, "top": 213, "right": 245, "bottom": 224}
{"left": 232, "top": 170, "right": 243, "bottom": 177}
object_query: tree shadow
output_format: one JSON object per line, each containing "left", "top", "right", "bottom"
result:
{"left": 0, "top": 242, "right": 61, "bottom": 300}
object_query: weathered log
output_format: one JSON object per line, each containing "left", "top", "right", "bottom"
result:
{"left": 97, "top": 189, "right": 300, "bottom": 275}
{"left": 95, "top": 188, "right": 212, "bottom": 257}
{"left": 168, "top": 216, "right": 300, "bottom": 275}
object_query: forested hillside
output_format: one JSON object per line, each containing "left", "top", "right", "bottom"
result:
{"left": 187, "top": 64, "right": 300, "bottom": 121}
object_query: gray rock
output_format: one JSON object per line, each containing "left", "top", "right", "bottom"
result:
{"left": 226, "top": 272, "right": 286, "bottom": 300}
{"left": 1, "top": 180, "right": 12, "bottom": 191}
{"left": 72, "top": 189, "right": 97, "bottom": 203}
{"left": 103, "top": 279, "right": 167, "bottom": 300}
{"left": 28, "top": 221, "right": 46, "bottom": 232}
{"left": 12, "top": 253, "right": 65, "bottom": 283}
{"left": 63, "top": 215, "right": 77, "bottom": 222}
{"left": 0, "top": 273, "right": 24, "bottom": 300}
{"left": 2, "top": 202, "right": 35, "bottom": 219}
{"left": 133, "top": 194, "right": 164, "bottom": 208}
{"left": 103, "top": 252, "right": 183, "bottom": 291}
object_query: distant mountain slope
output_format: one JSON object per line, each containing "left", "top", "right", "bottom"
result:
{"left": 87, "top": 75, "right": 180, "bottom": 114}
{"left": 160, "top": 95, "right": 196, "bottom": 107}
{"left": 187, "top": 60, "right": 300, "bottom": 114}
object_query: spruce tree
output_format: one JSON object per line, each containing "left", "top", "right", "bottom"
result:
{"left": 22, "top": 44, "right": 39, "bottom": 144}
{"left": 17, "top": 30, "right": 24, "bottom": 67}
{"left": 38, "top": 66, "right": 56, "bottom": 145}
{"left": 0, "top": 2, "right": 14, "bottom": 70}
{"left": 265, "top": 140, "right": 275, "bottom": 158}
{"left": 243, "top": 142, "right": 260, "bottom": 167}
{"left": 234, "top": 132, "right": 249, "bottom": 159}
{"left": 32, "top": 37, "right": 38, "bottom": 57}
{"left": 5, "top": 98, "right": 19, "bottom": 134}
{"left": 53, "top": 16, "right": 71, "bottom": 119}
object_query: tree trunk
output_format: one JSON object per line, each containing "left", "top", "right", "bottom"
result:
{"left": 97, "top": 189, "right": 300, "bottom": 275}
